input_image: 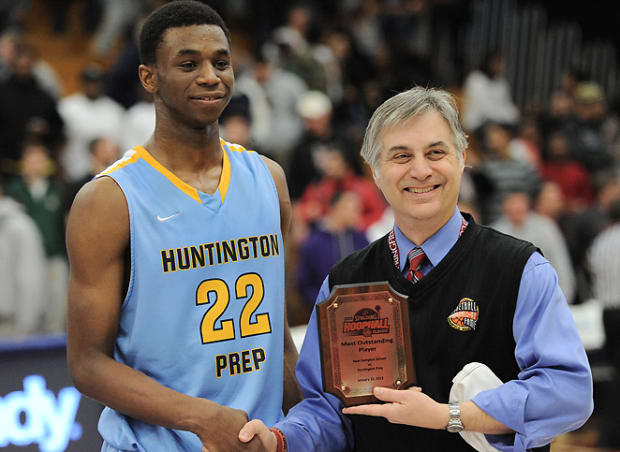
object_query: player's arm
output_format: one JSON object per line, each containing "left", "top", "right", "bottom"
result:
{"left": 66, "top": 177, "right": 262, "bottom": 451}
{"left": 281, "top": 302, "right": 301, "bottom": 413}
{"left": 261, "top": 156, "right": 303, "bottom": 412}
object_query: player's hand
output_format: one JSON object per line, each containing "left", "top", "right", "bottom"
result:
{"left": 196, "top": 405, "right": 266, "bottom": 452}
{"left": 342, "top": 386, "right": 447, "bottom": 429}
{"left": 238, "top": 419, "right": 277, "bottom": 452}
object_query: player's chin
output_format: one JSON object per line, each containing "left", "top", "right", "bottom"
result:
{"left": 187, "top": 104, "right": 229, "bottom": 125}
{"left": 187, "top": 113, "right": 223, "bottom": 129}
{"left": 196, "top": 96, "right": 230, "bottom": 117}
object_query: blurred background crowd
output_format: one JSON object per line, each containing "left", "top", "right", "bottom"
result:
{"left": 0, "top": 0, "right": 619, "bottom": 448}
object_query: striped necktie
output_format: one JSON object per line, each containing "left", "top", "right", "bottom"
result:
{"left": 406, "top": 248, "right": 426, "bottom": 283}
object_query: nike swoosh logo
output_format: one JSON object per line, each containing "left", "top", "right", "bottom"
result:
{"left": 157, "top": 213, "right": 180, "bottom": 222}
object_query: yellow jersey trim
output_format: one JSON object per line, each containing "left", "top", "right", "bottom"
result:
{"left": 134, "top": 146, "right": 202, "bottom": 203}
{"left": 218, "top": 141, "right": 231, "bottom": 203}
{"left": 133, "top": 144, "right": 232, "bottom": 204}
{"left": 100, "top": 150, "right": 140, "bottom": 176}
{"left": 221, "top": 138, "right": 257, "bottom": 154}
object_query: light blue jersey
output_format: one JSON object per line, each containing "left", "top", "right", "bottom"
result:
{"left": 97, "top": 140, "right": 285, "bottom": 451}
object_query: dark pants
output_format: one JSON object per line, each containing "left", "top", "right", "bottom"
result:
{"left": 599, "top": 307, "right": 620, "bottom": 448}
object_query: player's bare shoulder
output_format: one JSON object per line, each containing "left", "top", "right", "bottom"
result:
{"left": 259, "top": 155, "right": 289, "bottom": 201}
{"left": 66, "top": 176, "right": 130, "bottom": 261}
{"left": 260, "top": 154, "right": 292, "bottom": 237}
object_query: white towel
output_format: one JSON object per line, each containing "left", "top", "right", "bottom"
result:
{"left": 449, "top": 362, "right": 503, "bottom": 452}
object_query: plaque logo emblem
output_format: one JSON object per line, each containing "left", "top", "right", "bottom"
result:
{"left": 343, "top": 307, "right": 390, "bottom": 337}
{"left": 447, "top": 298, "right": 479, "bottom": 331}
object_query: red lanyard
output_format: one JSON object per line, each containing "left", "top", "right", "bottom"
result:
{"left": 388, "top": 217, "right": 468, "bottom": 270}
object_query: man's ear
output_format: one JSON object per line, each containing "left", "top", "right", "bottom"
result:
{"left": 138, "top": 64, "right": 157, "bottom": 94}
{"left": 371, "top": 166, "right": 380, "bottom": 183}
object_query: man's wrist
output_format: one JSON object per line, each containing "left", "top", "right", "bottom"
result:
{"left": 445, "top": 402, "right": 465, "bottom": 432}
{"left": 269, "top": 427, "right": 287, "bottom": 452}
{"left": 436, "top": 403, "right": 450, "bottom": 429}
{"left": 177, "top": 396, "right": 215, "bottom": 434}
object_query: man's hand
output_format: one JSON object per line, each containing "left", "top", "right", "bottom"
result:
{"left": 196, "top": 406, "right": 267, "bottom": 452}
{"left": 342, "top": 386, "right": 448, "bottom": 429}
{"left": 238, "top": 419, "right": 278, "bottom": 452}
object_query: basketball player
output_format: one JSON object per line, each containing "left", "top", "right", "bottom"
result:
{"left": 66, "top": 2, "right": 300, "bottom": 451}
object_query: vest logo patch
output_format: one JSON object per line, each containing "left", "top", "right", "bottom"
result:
{"left": 447, "top": 298, "right": 479, "bottom": 331}
{"left": 342, "top": 307, "right": 390, "bottom": 337}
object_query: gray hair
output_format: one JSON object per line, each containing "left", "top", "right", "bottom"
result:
{"left": 360, "top": 86, "right": 468, "bottom": 170}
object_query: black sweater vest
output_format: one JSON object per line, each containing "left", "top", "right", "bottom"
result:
{"left": 327, "top": 216, "right": 549, "bottom": 451}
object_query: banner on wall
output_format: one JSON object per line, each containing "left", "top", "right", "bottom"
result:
{"left": 0, "top": 337, "right": 103, "bottom": 452}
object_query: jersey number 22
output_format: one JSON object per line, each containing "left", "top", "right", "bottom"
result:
{"left": 196, "top": 272, "right": 271, "bottom": 343}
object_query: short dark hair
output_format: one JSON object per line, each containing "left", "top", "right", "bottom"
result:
{"left": 139, "top": 1, "right": 231, "bottom": 66}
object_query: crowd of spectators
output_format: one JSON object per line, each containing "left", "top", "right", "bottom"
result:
{"left": 0, "top": 1, "right": 619, "bottom": 350}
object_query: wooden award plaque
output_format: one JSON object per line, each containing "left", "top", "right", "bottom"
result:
{"left": 316, "top": 282, "right": 415, "bottom": 406}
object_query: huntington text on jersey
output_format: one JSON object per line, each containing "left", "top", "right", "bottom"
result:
{"left": 160, "top": 233, "right": 280, "bottom": 273}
